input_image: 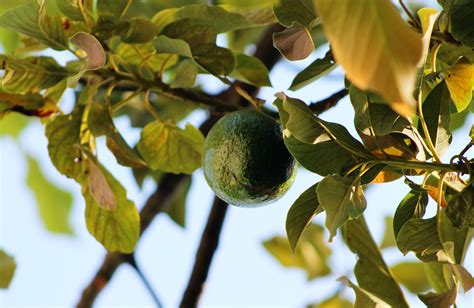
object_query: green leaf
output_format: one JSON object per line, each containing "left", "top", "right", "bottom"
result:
{"left": 137, "top": 121, "right": 204, "bottom": 174}
{"left": 70, "top": 32, "right": 106, "bottom": 70}
{"left": 0, "top": 0, "right": 68, "bottom": 50}
{"left": 83, "top": 158, "right": 140, "bottom": 253}
{"left": 450, "top": 0, "right": 474, "bottom": 47}
{"left": 380, "top": 216, "right": 396, "bottom": 249}
{"left": 56, "top": 0, "right": 85, "bottom": 21}
{"left": 289, "top": 50, "right": 336, "bottom": 90}
{"left": 418, "top": 287, "right": 457, "bottom": 308}
{"left": 121, "top": 17, "right": 159, "bottom": 44}
{"left": 85, "top": 158, "right": 116, "bottom": 211}
{"left": 26, "top": 155, "right": 74, "bottom": 234}
{"left": 0, "top": 55, "right": 72, "bottom": 94}
{"left": 0, "top": 91, "right": 58, "bottom": 118}
{"left": 277, "top": 93, "right": 373, "bottom": 159}
{"left": 88, "top": 100, "right": 146, "bottom": 168}
{"left": 0, "top": 249, "right": 16, "bottom": 289}
{"left": 273, "top": 25, "right": 313, "bottom": 61}
{"left": 0, "top": 112, "right": 28, "bottom": 138}
{"left": 263, "top": 223, "right": 331, "bottom": 280}
{"left": 393, "top": 189, "right": 428, "bottom": 238}
{"left": 396, "top": 217, "right": 444, "bottom": 262}
{"left": 286, "top": 183, "right": 323, "bottom": 252}
{"left": 230, "top": 53, "right": 271, "bottom": 87}
{"left": 443, "top": 57, "right": 474, "bottom": 112}
{"left": 391, "top": 262, "right": 431, "bottom": 293}
{"left": 338, "top": 277, "right": 392, "bottom": 308}
{"left": 166, "top": 176, "right": 191, "bottom": 228}
{"left": 315, "top": 0, "right": 423, "bottom": 116}
{"left": 310, "top": 293, "right": 353, "bottom": 308}
{"left": 170, "top": 59, "right": 198, "bottom": 89}
{"left": 445, "top": 183, "right": 474, "bottom": 229}
{"left": 97, "top": 0, "right": 131, "bottom": 19}
{"left": 344, "top": 217, "right": 409, "bottom": 308}
{"left": 45, "top": 104, "right": 87, "bottom": 180}
{"left": 422, "top": 81, "right": 452, "bottom": 155}
{"left": 273, "top": 0, "right": 317, "bottom": 27}
{"left": 154, "top": 35, "right": 193, "bottom": 57}
{"left": 437, "top": 208, "right": 471, "bottom": 264}
{"left": 317, "top": 175, "right": 366, "bottom": 241}
{"left": 424, "top": 262, "right": 451, "bottom": 293}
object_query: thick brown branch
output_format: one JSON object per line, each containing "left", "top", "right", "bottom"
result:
{"left": 309, "top": 88, "right": 349, "bottom": 114}
{"left": 179, "top": 197, "right": 228, "bottom": 307}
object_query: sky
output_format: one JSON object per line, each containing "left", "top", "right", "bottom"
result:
{"left": 1, "top": 3, "right": 474, "bottom": 307}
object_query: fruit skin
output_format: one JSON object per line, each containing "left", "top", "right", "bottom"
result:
{"left": 203, "top": 110, "right": 296, "bottom": 207}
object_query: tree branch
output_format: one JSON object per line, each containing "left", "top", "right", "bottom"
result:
{"left": 309, "top": 88, "right": 349, "bottom": 114}
{"left": 179, "top": 197, "right": 228, "bottom": 307}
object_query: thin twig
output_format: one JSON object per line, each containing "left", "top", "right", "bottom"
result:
{"left": 179, "top": 197, "right": 229, "bottom": 307}
{"left": 127, "top": 255, "right": 163, "bottom": 308}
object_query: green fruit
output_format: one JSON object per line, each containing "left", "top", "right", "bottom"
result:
{"left": 202, "top": 110, "right": 296, "bottom": 207}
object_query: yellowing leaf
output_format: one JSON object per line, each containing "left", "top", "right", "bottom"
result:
{"left": 417, "top": 8, "right": 440, "bottom": 63}
{"left": 70, "top": 32, "right": 105, "bottom": 70}
{"left": 273, "top": 25, "right": 313, "bottom": 61}
{"left": 86, "top": 159, "right": 116, "bottom": 211}
{"left": 0, "top": 250, "right": 16, "bottom": 289}
{"left": 444, "top": 57, "right": 474, "bottom": 112}
{"left": 315, "top": 0, "right": 423, "bottom": 116}
{"left": 137, "top": 121, "right": 204, "bottom": 174}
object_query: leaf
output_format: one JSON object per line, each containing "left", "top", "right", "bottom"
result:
{"left": 380, "top": 216, "right": 396, "bottom": 249}
{"left": 121, "top": 17, "right": 158, "bottom": 44}
{"left": 230, "top": 53, "right": 271, "bottom": 87}
{"left": 0, "top": 55, "right": 72, "bottom": 95}
{"left": 56, "top": 0, "right": 85, "bottom": 21}
{"left": 418, "top": 287, "right": 457, "bottom": 308}
{"left": 315, "top": 0, "right": 423, "bottom": 116}
{"left": 45, "top": 104, "right": 87, "bottom": 180}
{"left": 422, "top": 81, "right": 452, "bottom": 155}
{"left": 289, "top": 50, "right": 336, "bottom": 90}
{"left": 273, "top": 25, "right": 313, "bottom": 61}
{"left": 0, "top": 250, "right": 16, "bottom": 289}
{"left": 170, "top": 59, "right": 198, "bottom": 89}
{"left": 85, "top": 159, "right": 116, "bottom": 211}
{"left": 26, "top": 155, "right": 74, "bottom": 234}
{"left": 349, "top": 85, "right": 426, "bottom": 160}
{"left": 338, "top": 277, "right": 391, "bottom": 308}
{"left": 311, "top": 293, "right": 353, "bottom": 308}
{"left": 393, "top": 189, "right": 428, "bottom": 238}
{"left": 317, "top": 175, "right": 366, "bottom": 241}
{"left": 445, "top": 183, "right": 474, "bottom": 229}
{"left": 0, "top": 91, "right": 58, "bottom": 118}
{"left": 277, "top": 92, "right": 373, "bottom": 159}
{"left": 137, "top": 121, "right": 204, "bottom": 174}
{"left": 443, "top": 57, "right": 474, "bottom": 112}
{"left": 396, "top": 217, "right": 444, "bottom": 262}
{"left": 391, "top": 262, "right": 431, "bottom": 293}
{"left": 286, "top": 183, "right": 323, "bottom": 252}
{"left": 273, "top": 0, "right": 317, "bottom": 27}
{"left": 0, "top": 112, "right": 28, "bottom": 138}
{"left": 97, "top": 0, "right": 131, "bottom": 19}
{"left": 0, "top": 0, "right": 68, "bottom": 50}
{"left": 70, "top": 32, "right": 106, "bottom": 70}
{"left": 154, "top": 35, "right": 193, "bottom": 57}
{"left": 263, "top": 223, "right": 331, "bottom": 280}
{"left": 437, "top": 208, "right": 471, "bottom": 264}
{"left": 88, "top": 100, "right": 146, "bottom": 168}
{"left": 166, "top": 176, "right": 191, "bottom": 228}
{"left": 344, "top": 217, "right": 409, "bottom": 308}
{"left": 450, "top": 0, "right": 474, "bottom": 47}
{"left": 275, "top": 95, "right": 356, "bottom": 176}
{"left": 83, "top": 159, "right": 140, "bottom": 253}
{"left": 424, "top": 262, "right": 451, "bottom": 293}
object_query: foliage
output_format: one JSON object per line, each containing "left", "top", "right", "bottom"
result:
{"left": 0, "top": 0, "right": 473, "bottom": 306}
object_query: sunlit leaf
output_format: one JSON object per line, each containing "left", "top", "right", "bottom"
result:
{"left": 317, "top": 175, "right": 366, "bottom": 241}
{"left": 315, "top": 0, "right": 423, "bottom": 116}
{"left": 263, "top": 223, "right": 331, "bottom": 280}
{"left": 0, "top": 112, "right": 28, "bottom": 138}
{"left": 137, "top": 121, "right": 204, "bottom": 174}
{"left": 424, "top": 262, "right": 451, "bottom": 293}
{"left": 391, "top": 262, "right": 430, "bottom": 293}
{"left": 26, "top": 155, "right": 74, "bottom": 234}
{"left": 0, "top": 250, "right": 16, "bottom": 289}
{"left": 70, "top": 32, "right": 106, "bottom": 70}
{"left": 230, "top": 53, "right": 271, "bottom": 87}
{"left": 310, "top": 293, "right": 352, "bottom": 308}
{"left": 85, "top": 159, "right": 116, "bottom": 211}
{"left": 273, "top": 25, "right": 313, "bottom": 61}
{"left": 443, "top": 57, "right": 474, "bottom": 112}
{"left": 83, "top": 158, "right": 140, "bottom": 253}
{"left": 286, "top": 183, "right": 323, "bottom": 252}
{"left": 170, "top": 59, "right": 198, "bottom": 89}
{"left": 0, "top": 0, "right": 68, "bottom": 50}
{"left": 393, "top": 189, "right": 428, "bottom": 238}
